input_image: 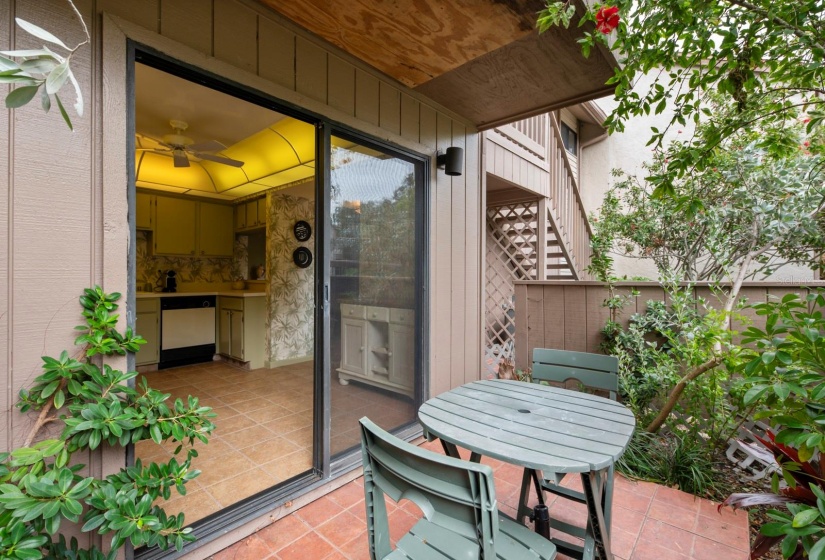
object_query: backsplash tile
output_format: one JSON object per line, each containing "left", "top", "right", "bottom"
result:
{"left": 135, "top": 230, "right": 235, "bottom": 285}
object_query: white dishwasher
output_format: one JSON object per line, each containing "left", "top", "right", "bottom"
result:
{"left": 159, "top": 295, "right": 216, "bottom": 369}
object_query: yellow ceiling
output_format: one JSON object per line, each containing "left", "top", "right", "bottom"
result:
{"left": 135, "top": 117, "right": 317, "bottom": 200}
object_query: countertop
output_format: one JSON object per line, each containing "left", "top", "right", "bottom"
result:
{"left": 136, "top": 290, "right": 265, "bottom": 299}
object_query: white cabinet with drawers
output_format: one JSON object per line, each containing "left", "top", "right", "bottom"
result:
{"left": 337, "top": 304, "right": 414, "bottom": 397}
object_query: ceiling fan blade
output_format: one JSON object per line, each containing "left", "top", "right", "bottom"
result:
{"left": 194, "top": 152, "right": 245, "bottom": 167}
{"left": 187, "top": 140, "right": 226, "bottom": 152}
{"left": 173, "top": 150, "right": 190, "bottom": 168}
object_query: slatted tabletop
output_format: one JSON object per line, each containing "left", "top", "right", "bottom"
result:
{"left": 418, "top": 379, "right": 636, "bottom": 474}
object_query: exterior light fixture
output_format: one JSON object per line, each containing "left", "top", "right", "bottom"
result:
{"left": 436, "top": 147, "right": 463, "bottom": 176}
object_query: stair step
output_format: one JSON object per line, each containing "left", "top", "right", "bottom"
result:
{"left": 546, "top": 252, "right": 566, "bottom": 259}
{"left": 546, "top": 264, "right": 572, "bottom": 270}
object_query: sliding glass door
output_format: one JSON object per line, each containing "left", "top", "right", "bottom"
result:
{"left": 326, "top": 134, "right": 424, "bottom": 457}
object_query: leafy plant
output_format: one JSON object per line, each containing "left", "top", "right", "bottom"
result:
{"left": 617, "top": 431, "right": 718, "bottom": 497}
{"left": 722, "top": 291, "right": 825, "bottom": 558}
{"left": 538, "top": 0, "right": 825, "bottom": 197}
{"left": 0, "top": 287, "right": 215, "bottom": 560}
{"left": 0, "top": 0, "right": 88, "bottom": 129}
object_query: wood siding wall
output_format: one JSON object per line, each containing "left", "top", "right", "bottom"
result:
{"left": 514, "top": 281, "right": 825, "bottom": 370}
{"left": 1, "top": 0, "right": 483, "bottom": 455}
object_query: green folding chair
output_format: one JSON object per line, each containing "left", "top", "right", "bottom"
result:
{"left": 359, "top": 417, "right": 557, "bottom": 560}
{"left": 523, "top": 349, "right": 620, "bottom": 554}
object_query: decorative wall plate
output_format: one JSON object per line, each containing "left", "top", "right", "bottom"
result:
{"left": 294, "top": 220, "right": 312, "bottom": 241}
{"left": 293, "top": 247, "right": 313, "bottom": 268}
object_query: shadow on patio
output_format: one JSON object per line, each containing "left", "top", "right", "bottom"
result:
{"left": 208, "top": 439, "right": 749, "bottom": 560}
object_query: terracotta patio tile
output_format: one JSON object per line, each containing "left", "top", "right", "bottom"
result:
{"left": 276, "top": 532, "right": 335, "bottom": 560}
{"left": 328, "top": 480, "right": 367, "bottom": 509}
{"left": 609, "top": 526, "right": 638, "bottom": 559}
{"left": 638, "top": 518, "right": 694, "bottom": 556}
{"left": 321, "top": 551, "right": 348, "bottom": 560}
{"left": 631, "top": 538, "right": 692, "bottom": 560}
{"left": 653, "top": 485, "right": 702, "bottom": 512}
{"left": 338, "top": 532, "right": 371, "bottom": 560}
{"left": 648, "top": 499, "right": 698, "bottom": 531}
{"left": 296, "top": 495, "right": 345, "bottom": 528}
{"left": 211, "top": 535, "right": 272, "bottom": 560}
{"left": 692, "top": 534, "right": 750, "bottom": 559}
{"left": 612, "top": 484, "right": 654, "bottom": 513}
{"left": 256, "top": 515, "right": 311, "bottom": 552}
{"left": 316, "top": 510, "right": 368, "bottom": 546}
{"left": 699, "top": 499, "right": 748, "bottom": 526}
{"left": 693, "top": 514, "right": 751, "bottom": 551}
{"left": 614, "top": 474, "right": 658, "bottom": 497}
{"left": 611, "top": 505, "right": 646, "bottom": 535}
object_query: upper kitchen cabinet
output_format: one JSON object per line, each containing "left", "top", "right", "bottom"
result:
{"left": 236, "top": 197, "right": 266, "bottom": 232}
{"left": 136, "top": 193, "right": 154, "bottom": 230}
{"left": 155, "top": 196, "right": 197, "bottom": 256}
{"left": 147, "top": 194, "right": 234, "bottom": 257}
{"left": 199, "top": 203, "right": 234, "bottom": 256}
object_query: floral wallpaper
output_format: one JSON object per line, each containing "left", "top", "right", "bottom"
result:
{"left": 135, "top": 231, "right": 235, "bottom": 286}
{"left": 266, "top": 192, "right": 315, "bottom": 363}
{"left": 233, "top": 235, "right": 249, "bottom": 280}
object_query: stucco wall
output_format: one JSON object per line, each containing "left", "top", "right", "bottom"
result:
{"left": 580, "top": 72, "right": 815, "bottom": 282}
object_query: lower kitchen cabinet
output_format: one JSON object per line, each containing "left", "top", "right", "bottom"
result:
{"left": 135, "top": 299, "right": 160, "bottom": 366}
{"left": 337, "top": 304, "right": 414, "bottom": 397}
{"left": 217, "top": 296, "right": 265, "bottom": 369}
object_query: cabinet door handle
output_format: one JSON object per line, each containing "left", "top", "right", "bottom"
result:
{"left": 190, "top": 250, "right": 195, "bottom": 255}
{"left": 201, "top": 250, "right": 205, "bottom": 255}
{"left": 360, "top": 347, "right": 364, "bottom": 352}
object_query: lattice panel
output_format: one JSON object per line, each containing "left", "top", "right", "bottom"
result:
{"left": 483, "top": 202, "right": 539, "bottom": 377}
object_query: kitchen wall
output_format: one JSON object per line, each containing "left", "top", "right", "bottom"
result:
{"left": 135, "top": 230, "right": 236, "bottom": 286}
{"left": 266, "top": 191, "right": 315, "bottom": 365}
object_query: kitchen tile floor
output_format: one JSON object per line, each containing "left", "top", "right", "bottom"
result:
{"left": 209, "top": 440, "right": 751, "bottom": 560}
{"left": 137, "top": 360, "right": 415, "bottom": 524}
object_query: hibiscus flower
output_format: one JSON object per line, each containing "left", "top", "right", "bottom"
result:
{"left": 595, "top": 6, "right": 620, "bottom": 34}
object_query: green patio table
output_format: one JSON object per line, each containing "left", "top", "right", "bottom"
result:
{"left": 418, "top": 379, "right": 635, "bottom": 560}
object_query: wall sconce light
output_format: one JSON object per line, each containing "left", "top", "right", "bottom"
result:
{"left": 436, "top": 147, "right": 463, "bottom": 176}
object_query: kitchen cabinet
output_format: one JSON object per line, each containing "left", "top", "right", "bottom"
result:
{"left": 198, "top": 203, "right": 234, "bottom": 256}
{"left": 337, "top": 304, "right": 414, "bottom": 397}
{"left": 235, "top": 197, "right": 266, "bottom": 231}
{"left": 135, "top": 299, "right": 160, "bottom": 366}
{"left": 217, "top": 296, "right": 265, "bottom": 369}
{"left": 150, "top": 194, "right": 233, "bottom": 257}
{"left": 136, "top": 193, "right": 154, "bottom": 230}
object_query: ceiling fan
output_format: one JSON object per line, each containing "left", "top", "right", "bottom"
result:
{"left": 138, "top": 120, "right": 245, "bottom": 168}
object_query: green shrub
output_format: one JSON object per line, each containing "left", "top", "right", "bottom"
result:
{"left": 0, "top": 287, "right": 215, "bottom": 560}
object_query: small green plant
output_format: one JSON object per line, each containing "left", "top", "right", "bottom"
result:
{"left": 617, "top": 431, "right": 717, "bottom": 497}
{"left": 0, "top": 287, "right": 215, "bottom": 560}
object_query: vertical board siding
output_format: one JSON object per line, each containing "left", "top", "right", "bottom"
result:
{"left": 379, "top": 82, "right": 401, "bottom": 136}
{"left": 435, "top": 113, "right": 454, "bottom": 394}
{"left": 213, "top": 0, "right": 258, "bottom": 74}
{"left": 97, "top": 0, "right": 161, "bottom": 32}
{"left": 327, "top": 55, "right": 355, "bottom": 116}
{"left": 354, "top": 69, "right": 380, "bottom": 126}
{"left": 0, "top": 0, "right": 10, "bottom": 452}
{"left": 400, "top": 94, "right": 420, "bottom": 144}
{"left": 258, "top": 17, "right": 295, "bottom": 90}
{"left": 515, "top": 282, "right": 825, "bottom": 369}
{"left": 463, "top": 129, "right": 482, "bottom": 382}
{"left": 160, "top": 0, "right": 213, "bottom": 55}
{"left": 449, "top": 122, "right": 466, "bottom": 384}
{"left": 295, "top": 37, "right": 327, "bottom": 103}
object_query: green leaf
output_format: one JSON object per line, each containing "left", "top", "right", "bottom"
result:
{"left": 54, "top": 93, "right": 72, "bottom": 131}
{"left": 45, "top": 60, "right": 69, "bottom": 95}
{"left": 793, "top": 508, "right": 820, "bottom": 528}
{"left": 15, "top": 18, "right": 70, "bottom": 50}
{"left": 40, "top": 87, "right": 50, "bottom": 113}
{"left": 53, "top": 390, "right": 65, "bottom": 410}
{"left": 808, "top": 535, "right": 825, "bottom": 560}
{"left": 5, "top": 85, "right": 39, "bottom": 108}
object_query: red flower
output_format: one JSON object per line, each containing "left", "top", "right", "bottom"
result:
{"left": 595, "top": 6, "right": 620, "bottom": 34}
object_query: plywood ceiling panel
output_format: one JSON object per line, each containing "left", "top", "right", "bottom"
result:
{"left": 255, "top": 0, "right": 545, "bottom": 87}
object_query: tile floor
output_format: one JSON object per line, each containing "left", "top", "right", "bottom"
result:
{"left": 208, "top": 439, "right": 751, "bottom": 560}
{"left": 136, "top": 360, "right": 415, "bottom": 524}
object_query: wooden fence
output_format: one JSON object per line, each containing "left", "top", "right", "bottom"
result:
{"left": 513, "top": 280, "right": 825, "bottom": 370}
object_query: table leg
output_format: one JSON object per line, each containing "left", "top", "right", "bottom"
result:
{"left": 516, "top": 468, "right": 545, "bottom": 524}
{"left": 581, "top": 469, "right": 613, "bottom": 560}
